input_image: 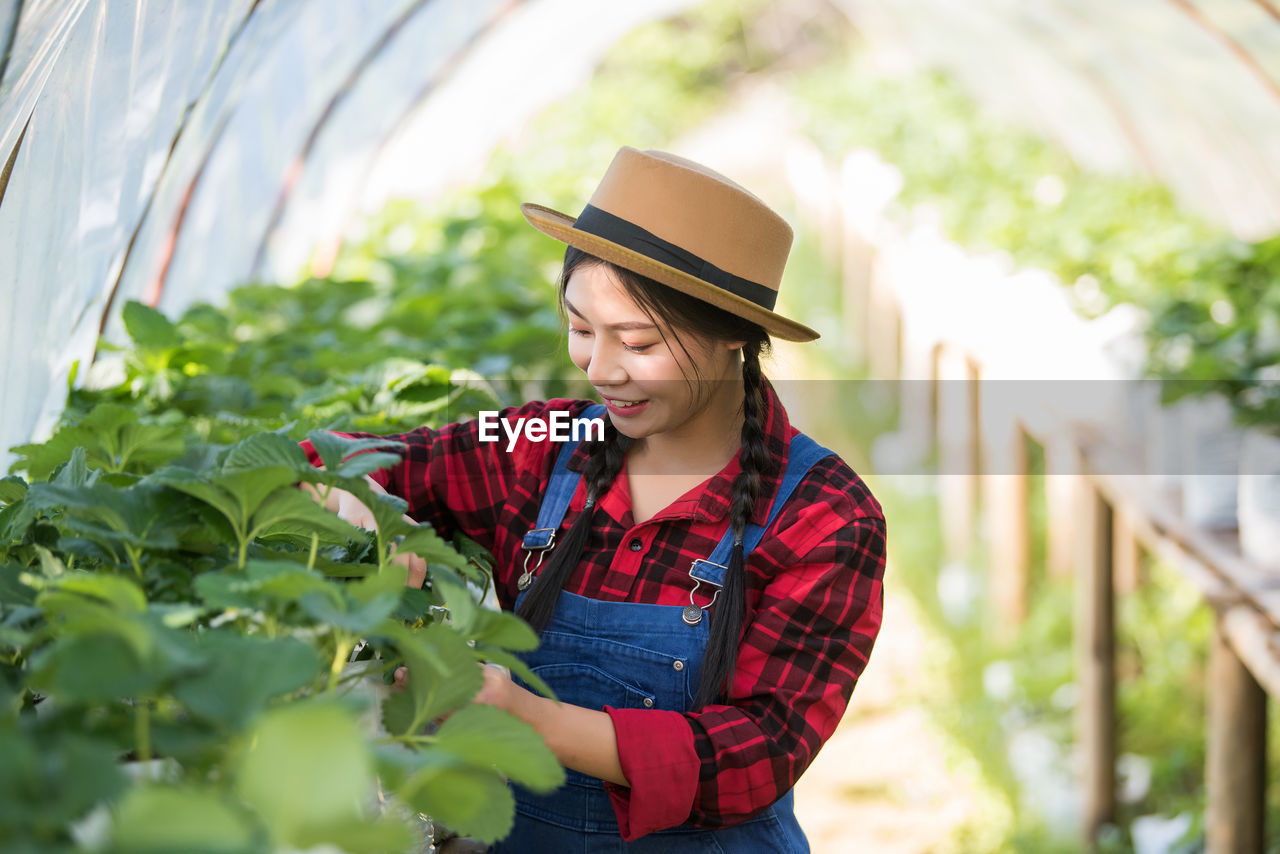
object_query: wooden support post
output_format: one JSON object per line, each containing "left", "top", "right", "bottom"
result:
{"left": 866, "top": 257, "right": 902, "bottom": 382}
{"left": 1207, "top": 620, "right": 1266, "bottom": 853}
{"left": 1074, "top": 477, "right": 1115, "bottom": 849}
{"left": 1045, "top": 438, "right": 1079, "bottom": 580}
{"left": 982, "top": 377, "right": 1029, "bottom": 630}
{"left": 1112, "top": 508, "right": 1143, "bottom": 594}
{"left": 840, "top": 222, "right": 872, "bottom": 367}
{"left": 937, "top": 346, "right": 977, "bottom": 564}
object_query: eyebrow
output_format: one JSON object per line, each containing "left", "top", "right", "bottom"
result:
{"left": 564, "top": 298, "right": 658, "bottom": 331}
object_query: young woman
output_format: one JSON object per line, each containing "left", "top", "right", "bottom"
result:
{"left": 305, "top": 147, "right": 886, "bottom": 852}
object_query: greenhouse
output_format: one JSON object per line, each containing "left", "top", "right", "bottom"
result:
{"left": 2, "top": 0, "right": 1280, "bottom": 851}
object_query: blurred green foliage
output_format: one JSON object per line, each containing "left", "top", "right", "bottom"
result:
{"left": 785, "top": 49, "right": 1280, "bottom": 435}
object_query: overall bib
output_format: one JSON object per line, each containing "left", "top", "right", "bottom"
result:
{"left": 493, "top": 405, "right": 830, "bottom": 853}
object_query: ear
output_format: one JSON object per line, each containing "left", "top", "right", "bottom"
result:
{"left": 724, "top": 339, "right": 747, "bottom": 353}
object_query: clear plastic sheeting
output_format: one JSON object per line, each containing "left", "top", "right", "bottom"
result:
{"left": 0, "top": 0, "right": 517, "bottom": 473}
{"left": 106, "top": 0, "right": 507, "bottom": 329}
{"left": 835, "top": 0, "right": 1280, "bottom": 242}
{"left": 0, "top": 0, "right": 254, "bottom": 473}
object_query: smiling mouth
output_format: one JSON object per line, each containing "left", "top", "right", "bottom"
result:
{"left": 604, "top": 397, "right": 647, "bottom": 408}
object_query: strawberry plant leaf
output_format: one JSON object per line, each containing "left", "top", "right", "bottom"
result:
{"left": 109, "top": 784, "right": 260, "bottom": 853}
{"left": 380, "top": 622, "right": 481, "bottom": 733}
{"left": 398, "top": 756, "right": 514, "bottom": 845}
{"left": 220, "top": 431, "right": 311, "bottom": 476}
{"left": 433, "top": 704, "right": 564, "bottom": 792}
{"left": 0, "top": 477, "right": 26, "bottom": 505}
{"left": 305, "top": 430, "right": 405, "bottom": 475}
{"left": 173, "top": 633, "right": 322, "bottom": 730}
{"left": 123, "top": 300, "right": 184, "bottom": 351}
{"left": 233, "top": 699, "right": 373, "bottom": 849}
{"left": 468, "top": 608, "right": 539, "bottom": 651}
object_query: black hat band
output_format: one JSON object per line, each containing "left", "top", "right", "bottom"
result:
{"left": 572, "top": 204, "right": 778, "bottom": 312}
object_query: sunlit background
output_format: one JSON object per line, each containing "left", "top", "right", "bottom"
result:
{"left": 4, "top": 0, "right": 1280, "bottom": 851}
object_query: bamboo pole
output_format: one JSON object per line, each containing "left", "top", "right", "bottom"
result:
{"left": 1207, "top": 612, "right": 1267, "bottom": 853}
{"left": 981, "top": 380, "right": 1029, "bottom": 629}
{"left": 937, "top": 345, "right": 977, "bottom": 564}
{"left": 1074, "top": 475, "right": 1115, "bottom": 850}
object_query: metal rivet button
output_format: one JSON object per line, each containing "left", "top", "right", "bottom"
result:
{"left": 673, "top": 660, "right": 685, "bottom": 671}
{"left": 629, "top": 538, "right": 643, "bottom": 552}
{"left": 643, "top": 697, "right": 654, "bottom": 708}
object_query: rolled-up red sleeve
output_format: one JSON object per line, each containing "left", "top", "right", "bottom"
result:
{"left": 297, "top": 398, "right": 595, "bottom": 596}
{"left": 601, "top": 707, "right": 700, "bottom": 841}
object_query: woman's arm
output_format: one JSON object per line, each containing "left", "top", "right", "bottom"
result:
{"left": 388, "top": 662, "right": 629, "bottom": 785}
{"left": 475, "top": 665, "right": 629, "bottom": 786}
{"left": 600, "top": 466, "right": 887, "bottom": 840}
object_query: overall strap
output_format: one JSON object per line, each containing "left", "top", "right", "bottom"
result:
{"left": 688, "top": 432, "right": 834, "bottom": 589}
{"left": 522, "top": 403, "right": 607, "bottom": 551}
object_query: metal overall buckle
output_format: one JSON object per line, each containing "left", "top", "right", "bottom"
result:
{"left": 517, "top": 528, "right": 557, "bottom": 591}
{"left": 683, "top": 558, "right": 726, "bottom": 625}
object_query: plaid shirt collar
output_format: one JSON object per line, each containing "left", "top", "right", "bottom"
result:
{"left": 565, "top": 376, "right": 795, "bottom": 528}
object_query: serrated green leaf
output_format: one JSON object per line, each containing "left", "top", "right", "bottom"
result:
{"left": 299, "top": 589, "right": 401, "bottom": 634}
{"left": 434, "top": 704, "right": 564, "bottom": 792}
{"left": 379, "top": 688, "right": 416, "bottom": 736}
{"left": 291, "top": 814, "right": 416, "bottom": 854}
{"left": 396, "top": 525, "right": 468, "bottom": 571}
{"left": 305, "top": 430, "right": 405, "bottom": 476}
{"left": 398, "top": 757, "right": 514, "bottom": 844}
{"left": 248, "top": 486, "right": 361, "bottom": 544}
{"left": 0, "top": 726, "right": 127, "bottom": 835}
{"left": 0, "top": 476, "right": 27, "bottom": 505}
{"left": 220, "top": 432, "right": 310, "bottom": 475}
{"left": 469, "top": 609, "right": 539, "bottom": 651}
{"left": 27, "top": 633, "right": 155, "bottom": 702}
{"left": 0, "top": 565, "right": 36, "bottom": 607}
{"left": 48, "top": 572, "right": 146, "bottom": 613}
{"left": 109, "top": 785, "right": 258, "bottom": 853}
{"left": 123, "top": 300, "right": 183, "bottom": 350}
{"left": 428, "top": 566, "right": 477, "bottom": 635}
{"left": 382, "top": 622, "right": 482, "bottom": 733}
{"left": 233, "top": 700, "right": 372, "bottom": 848}
{"left": 173, "top": 634, "right": 322, "bottom": 730}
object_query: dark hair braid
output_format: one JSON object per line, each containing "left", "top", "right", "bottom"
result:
{"left": 692, "top": 341, "right": 772, "bottom": 709}
{"left": 525, "top": 245, "right": 774, "bottom": 708}
{"left": 516, "top": 414, "right": 634, "bottom": 634}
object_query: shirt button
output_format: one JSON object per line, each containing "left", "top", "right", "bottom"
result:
{"left": 643, "top": 697, "right": 654, "bottom": 708}
{"left": 672, "top": 660, "right": 685, "bottom": 672}
{"left": 628, "top": 538, "right": 643, "bottom": 552}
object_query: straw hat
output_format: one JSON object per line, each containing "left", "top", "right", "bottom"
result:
{"left": 521, "top": 146, "right": 819, "bottom": 342}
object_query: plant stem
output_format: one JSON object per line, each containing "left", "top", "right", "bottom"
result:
{"left": 135, "top": 700, "right": 151, "bottom": 764}
{"left": 307, "top": 532, "right": 319, "bottom": 571}
{"left": 126, "top": 547, "right": 144, "bottom": 579}
{"left": 327, "top": 630, "right": 351, "bottom": 693}
{"left": 237, "top": 537, "right": 248, "bottom": 570}
{"left": 384, "top": 733, "right": 438, "bottom": 746}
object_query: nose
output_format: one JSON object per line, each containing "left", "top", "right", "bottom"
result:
{"left": 585, "top": 340, "right": 627, "bottom": 387}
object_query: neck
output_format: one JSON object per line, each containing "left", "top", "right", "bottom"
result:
{"left": 632, "top": 370, "right": 750, "bottom": 477}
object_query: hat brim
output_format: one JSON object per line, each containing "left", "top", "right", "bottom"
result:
{"left": 521, "top": 203, "right": 820, "bottom": 343}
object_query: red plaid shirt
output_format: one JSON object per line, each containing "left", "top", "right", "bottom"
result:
{"left": 301, "top": 377, "right": 886, "bottom": 839}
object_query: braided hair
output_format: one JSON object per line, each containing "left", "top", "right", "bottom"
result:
{"left": 515, "top": 245, "right": 774, "bottom": 710}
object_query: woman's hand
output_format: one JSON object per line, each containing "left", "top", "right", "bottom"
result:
{"left": 390, "top": 663, "right": 525, "bottom": 716}
{"left": 473, "top": 663, "right": 522, "bottom": 714}
{"left": 300, "top": 475, "right": 427, "bottom": 588}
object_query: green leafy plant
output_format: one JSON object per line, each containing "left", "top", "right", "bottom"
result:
{"left": 1, "top": 425, "right": 564, "bottom": 851}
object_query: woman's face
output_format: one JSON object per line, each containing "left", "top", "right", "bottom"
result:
{"left": 564, "top": 263, "right": 742, "bottom": 442}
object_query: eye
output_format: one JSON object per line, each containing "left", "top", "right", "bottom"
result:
{"left": 569, "top": 328, "right": 591, "bottom": 338}
{"left": 623, "top": 343, "right": 653, "bottom": 353}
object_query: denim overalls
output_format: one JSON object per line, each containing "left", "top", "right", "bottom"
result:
{"left": 493, "top": 405, "right": 830, "bottom": 853}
